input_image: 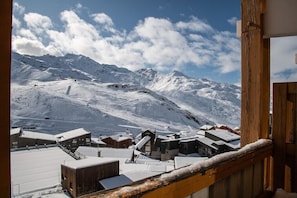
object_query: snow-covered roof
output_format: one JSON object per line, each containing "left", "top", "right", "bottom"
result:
{"left": 11, "top": 146, "right": 75, "bottom": 196}
{"left": 206, "top": 129, "right": 240, "bottom": 142}
{"left": 135, "top": 135, "right": 151, "bottom": 150}
{"left": 225, "top": 139, "right": 241, "bottom": 150}
{"left": 21, "top": 130, "right": 56, "bottom": 141}
{"left": 99, "top": 175, "right": 133, "bottom": 190}
{"left": 174, "top": 156, "right": 208, "bottom": 169}
{"left": 10, "top": 127, "right": 21, "bottom": 135}
{"left": 55, "top": 128, "right": 90, "bottom": 142}
{"left": 200, "top": 125, "right": 215, "bottom": 130}
{"left": 62, "top": 157, "right": 118, "bottom": 169}
{"left": 91, "top": 137, "right": 106, "bottom": 145}
{"left": 100, "top": 162, "right": 166, "bottom": 190}
{"left": 196, "top": 137, "right": 218, "bottom": 150}
{"left": 75, "top": 146, "right": 134, "bottom": 159}
{"left": 108, "top": 133, "right": 133, "bottom": 142}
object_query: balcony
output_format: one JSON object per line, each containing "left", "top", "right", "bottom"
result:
{"left": 84, "top": 83, "right": 296, "bottom": 198}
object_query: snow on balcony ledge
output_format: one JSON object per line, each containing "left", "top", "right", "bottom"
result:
{"left": 95, "top": 139, "right": 272, "bottom": 198}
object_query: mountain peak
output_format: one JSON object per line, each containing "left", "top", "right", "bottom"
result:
{"left": 170, "top": 70, "right": 189, "bottom": 78}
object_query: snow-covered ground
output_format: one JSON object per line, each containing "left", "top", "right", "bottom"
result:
{"left": 11, "top": 52, "right": 240, "bottom": 136}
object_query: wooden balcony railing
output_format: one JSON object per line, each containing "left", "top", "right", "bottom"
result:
{"left": 84, "top": 139, "right": 273, "bottom": 198}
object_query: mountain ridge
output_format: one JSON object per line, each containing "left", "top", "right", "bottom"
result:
{"left": 11, "top": 52, "right": 240, "bottom": 136}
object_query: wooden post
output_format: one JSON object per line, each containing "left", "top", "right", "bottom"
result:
{"left": 0, "top": 0, "right": 12, "bottom": 197}
{"left": 241, "top": 0, "right": 270, "bottom": 146}
{"left": 273, "top": 82, "right": 297, "bottom": 192}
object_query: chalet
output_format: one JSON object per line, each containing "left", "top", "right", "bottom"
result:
{"left": 61, "top": 158, "right": 119, "bottom": 197}
{"left": 196, "top": 137, "right": 219, "bottom": 157}
{"left": 100, "top": 133, "right": 132, "bottom": 148}
{"left": 197, "top": 130, "right": 240, "bottom": 157}
{"left": 160, "top": 139, "right": 179, "bottom": 161}
{"left": 139, "top": 129, "right": 156, "bottom": 153}
{"left": 55, "top": 128, "right": 91, "bottom": 152}
{"left": 179, "top": 138, "right": 198, "bottom": 155}
{"left": 10, "top": 128, "right": 56, "bottom": 149}
{"left": 205, "top": 129, "right": 240, "bottom": 143}
{"left": 91, "top": 137, "right": 107, "bottom": 147}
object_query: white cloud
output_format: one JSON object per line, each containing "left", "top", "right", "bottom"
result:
{"left": 12, "top": 6, "right": 242, "bottom": 76}
{"left": 92, "top": 13, "right": 114, "bottom": 26}
{"left": 24, "top": 13, "right": 52, "bottom": 34}
{"left": 13, "top": 2, "right": 25, "bottom": 15}
{"left": 76, "top": 3, "right": 82, "bottom": 9}
{"left": 12, "top": 36, "right": 48, "bottom": 56}
{"left": 271, "top": 36, "right": 297, "bottom": 83}
{"left": 176, "top": 16, "right": 214, "bottom": 33}
{"left": 12, "top": 15, "right": 21, "bottom": 30}
{"left": 227, "top": 17, "right": 238, "bottom": 26}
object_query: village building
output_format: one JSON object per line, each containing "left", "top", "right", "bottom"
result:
{"left": 137, "top": 129, "right": 156, "bottom": 154}
{"left": 205, "top": 129, "right": 240, "bottom": 143}
{"left": 91, "top": 137, "right": 107, "bottom": 147}
{"left": 100, "top": 133, "right": 132, "bottom": 148}
{"left": 55, "top": 128, "right": 91, "bottom": 152}
{"left": 179, "top": 138, "right": 198, "bottom": 155}
{"left": 10, "top": 127, "right": 56, "bottom": 149}
{"left": 61, "top": 158, "right": 119, "bottom": 197}
{"left": 160, "top": 139, "right": 179, "bottom": 161}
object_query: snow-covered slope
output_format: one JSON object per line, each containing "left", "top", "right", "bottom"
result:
{"left": 11, "top": 52, "right": 240, "bottom": 136}
{"left": 144, "top": 70, "right": 241, "bottom": 127}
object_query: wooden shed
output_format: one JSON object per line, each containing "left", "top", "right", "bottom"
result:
{"left": 61, "top": 158, "right": 119, "bottom": 197}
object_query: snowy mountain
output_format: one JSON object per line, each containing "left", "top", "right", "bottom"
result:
{"left": 11, "top": 52, "right": 240, "bottom": 136}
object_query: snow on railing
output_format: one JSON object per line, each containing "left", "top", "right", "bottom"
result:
{"left": 92, "top": 139, "right": 272, "bottom": 198}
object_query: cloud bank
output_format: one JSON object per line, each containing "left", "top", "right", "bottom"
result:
{"left": 12, "top": 2, "right": 297, "bottom": 83}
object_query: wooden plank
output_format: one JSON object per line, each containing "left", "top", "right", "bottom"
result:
{"left": 242, "top": 166, "right": 253, "bottom": 198}
{"left": 191, "top": 187, "right": 209, "bottom": 198}
{"left": 241, "top": 0, "right": 270, "bottom": 146}
{"left": 263, "top": 157, "right": 273, "bottom": 191}
{"left": 228, "top": 171, "right": 242, "bottom": 198}
{"left": 210, "top": 178, "right": 228, "bottom": 198}
{"left": 289, "top": 82, "right": 297, "bottom": 192}
{"left": 253, "top": 161, "right": 264, "bottom": 196}
{"left": 141, "top": 169, "right": 215, "bottom": 198}
{"left": 272, "top": 83, "right": 288, "bottom": 189}
{"left": 0, "top": 1, "right": 12, "bottom": 197}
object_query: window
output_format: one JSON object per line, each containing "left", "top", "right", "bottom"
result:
{"left": 70, "top": 182, "right": 73, "bottom": 191}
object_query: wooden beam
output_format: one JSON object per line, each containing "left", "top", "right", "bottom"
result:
{"left": 0, "top": 0, "right": 12, "bottom": 197}
{"left": 272, "top": 82, "right": 297, "bottom": 192}
{"left": 241, "top": 0, "right": 270, "bottom": 146}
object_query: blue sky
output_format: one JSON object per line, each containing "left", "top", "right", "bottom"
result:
{"left": 12, "top": 0, "right": 297, "bottom": 84}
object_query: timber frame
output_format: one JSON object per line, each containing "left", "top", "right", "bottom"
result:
{"left": 0, "top": 1, "right": 12, "bottom": 197}
{"left": 240, "top": 0, "right": 270, "bottom": 146}
{"left": 2, "top": 0, "right": 297, "bottom": 197}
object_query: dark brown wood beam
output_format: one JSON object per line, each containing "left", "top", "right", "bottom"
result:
{"left": 0, "top": 1, "right": 12, "bottom": 197}
{"left": 241, "top": 0, "right": 270, "bottom": 146}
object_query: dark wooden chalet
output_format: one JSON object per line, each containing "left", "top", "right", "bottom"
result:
{"left": 55, "top": 128, "right": 91, "bottom": 152}
{"left": 100, "top": 134, "right": 132, "bottom": 148}
{"left": 179, "top": 138, "right": 198, "bottom": 155}
{"left": 61, "top": 158, "right": 119, "bottom": 197}
{"left": 10, "top": 128, "right": 56, "bottom": 149}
